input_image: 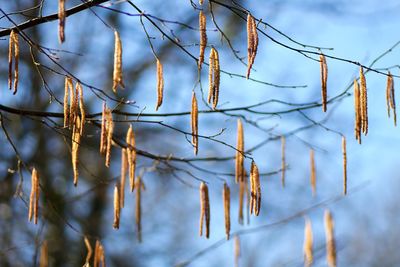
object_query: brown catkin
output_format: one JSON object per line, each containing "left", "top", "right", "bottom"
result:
{"left": 156, "top": 59, "right": 164, "bottom": 111}
{"left": 72, "top": 116, "right": 81, "bottom": 186}
{"left": 386, "top": 71, "right": 397, "bottom": 126}
{"left": 77, "top": 82, "right": 85, "bottom": 135}
{"left": 250, "top": 161, "right": 261, "bottom": 216}
{"left": 223, "top": 183, "right": 231, "bottom": 240}
{"left": 246, "top": 13, "right": 258, "bottom": 79}
{"left": 69, "top": 79, "right": 78, "bottom": 130}
{"left": 310, "top": 149, "right": 316, "bottom": 197}
{"left": 234, "top": 236, "right": 240, "bottom": 267}
{"left": 84, "top": 236, "right": 93, "bottom": 266}
{"left": 105, "top": 109, "right": 114, "bottom": 168}
{"left": 342, "top": 136, "right": 347, "bottom": 195}
{"left": 113, "top": 183, "right": 121, "bottom": 229}
{"left": 359, "top": 67, "right": 368, "bottom": 135}
{"left": 100, "top": 102, "right": 107, "bottom": 154}
{"left": 8, "top": 30, "right": 19, "bottom": 94}
{"left": 235, "top": 119, "right": 244, "bottom": 184}
{"left": 324, "top": 210, "right": 337, "bottom": 267}
{"left": 29, "top": 168, "right": 39, "bottom": 224}
{"left": 303, "top": 217, "right": 313, "bottom": 267}
{"left": 208, "top": 48, "right": 220, "bottom": 109}
{"left": 281, "top": 136, "right": 286, "bottom": 188}
{"left": 135, "top": 177, "right": 143, "bottom": 242}
{"left": 120, "top": 148, "right": 127, "bottom": 207}
{"left": 198, "top": 11, "right": 207, "bottom": 69}
{"left": 191, "top": 92, "right": 199, "bottom": 155}
{"left": 320, "top": 54, "right": 328, "bottom": 112}
{"left": 63, "top": 76, "right": 71, "bottom": 127}
{"left": 93, "top": 240, "right": 106, "bottom": 267}
{"left": 126, "top": 125, "right": 136, "bottom": 192}
{"left": 39, "top": 240, "right": 48, "bottom": 267}
{"left": 112, "top": 30, "right": 124, "bottom": 93}
{"left": 354, "top": 80, "right": 361, "bottom": 144}
{"left": 199, "top": 182, "right": 210, "bottom": 238}
{"left": 58, "top": 0, "right": 65, "bottom": 43}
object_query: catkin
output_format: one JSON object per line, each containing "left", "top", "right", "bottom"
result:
{"left": 63, "top": 76, "right": 72, "bottom": 127}
{"left": 320, "top": 54, "right": 328, "bottom": 112}
{"left": 84, "top": 236, "right": 93, "bottom": 266}
{"left": 281, "top": 136, "right": 286, "bottom": 188}
{"left": 105, "top": 109, "right": 114, "bottom": 168}
{"left": 223, "top": 183, "right": 231, "bottom": 240}
{"left": 235, "top": 119, "right": 244, "bottom": 184}
{"left": 113, "top": 183, "right": 121, "bottom": 229}
{"left": 234, "top": 236, "right": 240, "bottom": 267}
{"left": 191, "top": 92, "right": 199, "bottom": 155}
{"left": 77, "top": 82, "right": 85, "bottom": 135}
{"left": 246, "top": 13, "right": 258, "bottom": 79}
{"left": 135, "top": 177, "right": 143, "bottom": 242}
{"left": 39, "top": 240, "right": 48, "bottom": 267}
{"left": 359, "top": 67, "right": 368, "bottom": 135}
{"left": 303, "top": 217, "right": 313, "bottom": 267}
{"left": 93, "top": 240, "right": 106, "bottom": 267}
{"left": 69, "top": 79, "right": 78, "bottom": 130}
{"left": 58, "top": 0, "right": 65, "bottom": 43}
{"left": 208, "top": 48, "right": 220, "bottom": 109}
{"left": 310, "top": 149, "right": 316, "bottom": 197}
{"left": 112, "top": 30, "right": 124, "bottom": 93}
{"left": 126, "top": 125, "right": 136, "bottom": 192}
{"left": 29, "top": 168, "right": 39, "bottom": 224}
{"left": 354, "top": 80, "right": 362, "bottom": 144}
{"left": 155, "top": 59, "right": 164, "bottom": 111}
{"left": 199, "top": 182, "right": 210, "bottom": 238}
{"left": 8, "top": 30, "right": 19, "bottom": 95}
{"left": 324, "top": 210, "right": 337, "bottom": 267}
{"left": 386, "top": 71, "right": 397, "bottom": 126}
{"left": 342, "top": 136, "right": 347, "bottom": 195}
{"left": 120, "top": 148, "right": 127, "bottom": 207}
{"left": 198, "top": 11, "right": 207, "bottom": 69}
{"left": 100, "top": 102, "right": 107, "bottom": 154}
{"left": 72, "top": 116, "right": 81, "bottom": 186}
{"left": 250, "top": 161, "right": 261, "bottom": 216}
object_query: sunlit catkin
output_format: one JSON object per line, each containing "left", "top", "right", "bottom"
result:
{"left": 29, "top": 168, "right": 39, "bottom": 224}
{"left": 72, "top": 116, "right": 81, "bottom": 186}
{"left": 250, "top": 161, "right": 261, "bottom": 216}
{"left": 303, "top": 217, "right": 313, "bottom": 267}
{"left": 93, "top": 240, "right": 106, "bottom": 267}
{"left": 135, "top": 177, "right": 143, "bottom": 242}
{"left": 246, "top": 13, "right": 258, "bottom": 79}
{"left": 112, "top": 30, "right": 124, "bottom": 93}
{"left": 126, "top": 125, "right": 136, "bottom": 192}
{"left": 39, "top": 240, "right": 48, "bottom": 267}
{"left": 155, "top": 59, "right": 164, "bottom": 111}
{"left": 199, "top": 182, "right": 210, "bottom": 238}
{"left": 191, "top": 92, "right": 199, "bottom": 155}
{"left": 320, "top": 54, "right": 328, "bottom": 112}
{"left": 310, "top": 149, "right": 316, "bottom": 197}
{"left": 342, "top": 136, "right": 347, "bottom": 195}
{"left": 113, "top": 184, "right": 121, "bottom": 229}
{"left": 359, "top": 67, "right": 368, "bottom": 135}
{"left": 354, "top": 80, "right": 361, "bottom": 144}
{"left": 69, "top": 79, "right": 78, "bottom": 130}
{"left": 208, "top": 48, "right": 220, "bottom": 109}
{"left": 235, "top": 119, "right": 244, "bottom": 184}
{"left": 77, "top": 82, "right": 85, "bottom": 135}
{"left": 8, "top": 30, "right": 19, "bottom": 95}
{"left": 281, "top": 136, "right": 286, "bottom": 188}
{"left": 58, "top": 0, "right": 65, "bottom": 43}
{"left": 84, "top": 236, "right": 93, "bottom": 266}
{"left": 198, "top": 11, "right": 207, "bottom": 69}
{"left": 120, "top": 148, "right": 127, "bottom": 207}
{"left": 63, "top": 76, "right": 72, "bottom": 128}
{"left": 105, "top": 109, "right": 114, "bottom": 168}
{"left": 324, "top": 210, "right": 337, "bottom": 267}
{"left": 100, "top": 102, "right": 107, "bottom": 154}
{"left": 386, "top": 71, "right": 397, "bottom": 126}
{"left": 223, "top": 183, "right": 231, "bottom": 240}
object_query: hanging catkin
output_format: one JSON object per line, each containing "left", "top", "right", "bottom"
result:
{"left": 100, "top": 102, "right": 107, "bottom": 154}
{"left": 199, "top": 182, "right": 210, "bottom": 238}
{"left": 235, "top": 119, "right": 244, "bottom": 184}
{"left": 63, "top": 76, "right": 73, "bottom": 128}
{"left": 198, "top": 11, "right": 207, "bottom": 69}
{"left": 303, "top": 217, "right": 313, "bottom": 267}
{"left": 29, "top": 168, "right": 39, "bottom": 224}
{"left": 320, "top": 54, "right": 328, "bottom": 112}
{"left": 113, "top": 183, "right": 120, "bottom": 229}
{"left": 69, "top": 79, "right": 78, "bottom": 130}
{"left": 359, "top": 67, "right": 368, "bottom": 135}
{"left": 72, "top": 116, "right": 81, "bottom": 186}
{"left": 83, "top": 236, "right": 93, "bottom": 267}
{"left": 156, "top": 59, "right": 164, "bottom": 111}
{"left": 8, "top": 30, "right": 19, "bottom": 95}
{"left": 77, "top": 82, "right": 85, "bottom": 135}
{"left": 223, "top": 183, "right": 231, "bottom": 240}
{"left": 126, "top": 125, "right": 136, "bottom": 192}
{"left": 112, "top": 30, "right": 124, "bottom": 93}
{"left": 120, "top": 148, "right": 127, "bottom": 207}
{"left": 342, "top": 136, "right": 347, "bottom": 195}
{"left": 386, "top": 71, "right": 397, "bottom": 126}
{"left": 324, "top": 210, "right": 337, "bottom": 267}
{"left": 93, "top": 240, "right": 106, "bottom": 267}
{"left": 354, "top": 80, "right": 361, "bottom": 144}
{"left": 58, "top": 0, "right": 65, "bottom": 43}
{"left": 105, "top": 109, "right": 114, "bottom": 168}
{"left": 246, "top": 13, "right": 258, "bottom": 79}
{"left": 135, "top": 177, "right": 143, "bottom": 242}
{"left": 281, "top": 136, "right": 286, "bottom": 188}
{"left": 208, "top": 48, "right": 220, "bottom": 109}
{"left": 191, "top": 92, "right": 199, "bottom": 155}
{"left": 250, "top": 161, "right": 261, "bottom": 216}
{"left": 234, "top": 236, "right": 241, "bottom": 267}
{"left": 39, "top": 240, "right": 48, "bottom": 267}
{"left": 310, "top": 149, "right": 316, "bottom": 196}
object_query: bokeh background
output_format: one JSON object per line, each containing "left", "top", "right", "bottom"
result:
{"left": 1, "top": 0, "right": 400, "bottom": 266}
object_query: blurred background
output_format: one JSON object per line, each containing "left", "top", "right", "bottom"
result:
{"left": 1, "top": 0, "right": 400, "bottom": 266}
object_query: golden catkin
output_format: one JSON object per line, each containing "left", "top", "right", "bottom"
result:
{"left": 77, "top": 82, "right": 85, "bottom": 135}
{"left": 84, "top": 236, "right": 93, "bottom": 266}
{"left": 69, "top": 79, "right": 78, "bottom": 129}
{"left": 303, "top": 217, "right": 313, "bottom": 267}
{"left": 39, "top": 240, "right": 48, "bottom": 267}
{"left": 72, "top": 116, "right": 81, "bottom": 186}
{"left": 126, "top": 125, "right": 136, "bottom": 192}
{"left": 199, "top": 182, "right": 210, "bottom": 238}
{"left": 235, "top": 119, "right": 244, "bottom": 184}
{"left": 310, "top": 149, "right": 316, "bottom": 197}
{"left": 58, "top": 0, "right": 65, "bottom": 43}
{"left": 100, "top": 102, "right": 107, "bottom": 154}
{"left": 354, "top": 80, "right": 362, "bottom": 144}
{"left": 120, "top": 148, "right": 127, "bottom": 207}
{"left": 105, "top": 109, "right": 114, "bottom": 168}
{"left": 112, "top": 30, "right": 124, "bottom": 93}
{"left": 113, "top": 184, "right": 121, "bottom": 229}
{"left": 198, "top": 11, "right": 207, "bottom": 69}
{"left": 342, "top": 136, "right": 347, "bottom": 195}
{"left": 156, "top": 59, "right": 164, "bottom": 111}
{"left": 8, "top": 30, "right": 19, "bottom": 95}
{"left": 208, "top": 48, "right": 220, "bottom": 109}
{"left": 135, "top": 177, "right": 143, "bottom": 242}
{"left": 223, "top": 183, "right": 231, "bottom": 240}
{"left": 324, "top": 210, "right": 337, "bottom": 267}
{"left": 250, "top": 161, "right": 261, "bottom": 216}
{"left": 320, "top": 54, "right": 328, "bottom": 112}
{"left": 359, "top": 67, "right": 368, "bottom": 135}
{"left": 93, "top": 240, "right": 106, "bottom": 267}
{"left": 29, "top": 168, "right": 39, "bottom": 224}
{"left": 386, "top": 72, "right": 397, "bottom": 126}
{"left": 246, "top": 13, "right": 258, "bottom": 79}
{"left": 191, "top": 92, "right": 199, "bottom": 155}
{"left": 63, "top": 76, "right": 71, "bottom": 127}
{"left": 281, "top": 136, "right": 286, "bottom": 188}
